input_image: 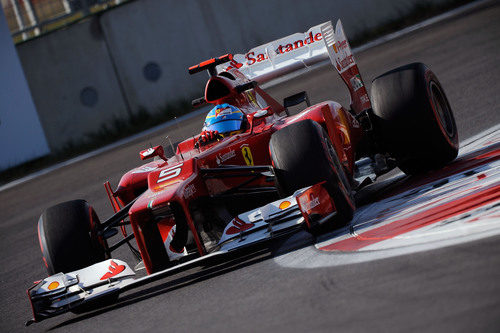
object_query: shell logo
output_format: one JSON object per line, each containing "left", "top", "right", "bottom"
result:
{"left": 48, "top": 281, "right": 60, "bottom": 290}
{"left": 279, "top": 201, "right": 291, "bottom": 210}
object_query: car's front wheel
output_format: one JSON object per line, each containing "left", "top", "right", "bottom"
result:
{"left": 269, "top": 120, "right": 354, "bottom": 232}
{"left": 38, "top": 200, "right": 108, "bottom": 275}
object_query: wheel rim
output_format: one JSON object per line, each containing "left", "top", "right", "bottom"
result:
{"left": 429, "top": 81, "right": 454, "bottom": 137}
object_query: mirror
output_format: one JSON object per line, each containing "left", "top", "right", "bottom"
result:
{"left": 139, "top": 145, "right": 167, "bottom": 161}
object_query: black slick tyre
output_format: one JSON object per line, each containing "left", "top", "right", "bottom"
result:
{"left": 370, "top": 63, "right": 458, "bottom": 175}
{"left": 269, "top": 120, "right": 354, "bottom": 232}
{"left": 38, "top": 200, "right": 107, "bottom": 275}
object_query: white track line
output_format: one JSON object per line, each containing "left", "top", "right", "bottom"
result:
{"left": 459, "top": 123, "right": 500, "bottom": 147}
{"left": 0, "top": 0, "right": 491, "bottom": 193}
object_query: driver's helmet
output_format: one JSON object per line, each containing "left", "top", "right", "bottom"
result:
{"left": 202, "top": 103, "right": 244, "bottom": 136}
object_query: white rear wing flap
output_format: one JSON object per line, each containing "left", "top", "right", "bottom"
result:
{"left": 218, "top": 20, "right": 372, "bottom": 114}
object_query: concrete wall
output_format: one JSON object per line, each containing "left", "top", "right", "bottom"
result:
{"left": 16, "top": 0, "right": 450, "bottom": 152}
{"left": 0, "top": 7, "right": 49, "bottom": 171}
{"left": 16, "top": 16, "right": 130, "bottom": 151}
{"left": 101, "top": 0, "right": 450, "bottom": 112}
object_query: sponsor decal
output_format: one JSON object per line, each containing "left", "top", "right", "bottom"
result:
{"left": 241, "top": 145, "right": 254, "bottom": 166}
{"left": 216, "top": 150, "right": 236, "bottom": 165}
{"left": 279, "top": 201, "right": 291, "bottom": 210}
{"left": 331, "top": 21, "right": 356, "bottom": 74}
{"left": 226, "top": 58, "right": 243, "bottom": 70}
{"left": 335, "top": 39, "right": 348, "bottom": 52}
{"left": 47, "top": 281, "right": 59, "bottom": 290}
{"left": 360, "top": 94, "right": 370, "bottom": 104}
{"left": 245, "top": 32, "right": 323, "bottom": 66}
{"left": 349, "top": 74, "right": 364, "bottom": 91}
{"left": 224, "top": 26, "right": 324, "bottom": 72}
{"left": 226, "top": 218, "right": 255, "bottom": 235}
{"left": 147, "top": 191, "right": 163, "bottom": 199}
{"left": 335, "top": 54, "right": 355, "bottom": 72}
{"left": 225, "top": 60, "right": 243, "bottom": 71}
{"left": 100, "top": 260, "right": 126, "bottom": 280}
{"left": 183, "top": 184, "right": 197, "bottom": 199}
{"left": 303, "top": 195, "right": 321, "bottom": 211}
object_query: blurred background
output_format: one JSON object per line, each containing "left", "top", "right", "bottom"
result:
{"left": 3, "top": 0, "right": 127, "bottom": 42}
{"left": 0, "top": 0, "right": 472, "bottom": 175}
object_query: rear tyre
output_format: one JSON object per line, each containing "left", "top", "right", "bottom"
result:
{"left": 269, "top": 120, "right": 354, "bottom": 232}
{"left": 370, "top": 63, "right": 458, "bottom": 175}
{"left": 38, "top": 200, "right": 107, "bottom": 275}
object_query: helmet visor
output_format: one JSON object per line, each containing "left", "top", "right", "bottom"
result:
{"left": 205, "top": 119, "right": 242, "bottom": 134}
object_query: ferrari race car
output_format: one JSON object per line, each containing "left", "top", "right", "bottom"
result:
{"left": 26, "top": 20, "right": 458, "bottom": 325}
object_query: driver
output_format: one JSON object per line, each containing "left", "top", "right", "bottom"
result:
{"left": 198, "top": 103, "right": 245, "bottom": 145}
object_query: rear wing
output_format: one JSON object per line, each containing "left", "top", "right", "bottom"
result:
{"left": 217, "top": 20, "right": 371, "bottom": 114}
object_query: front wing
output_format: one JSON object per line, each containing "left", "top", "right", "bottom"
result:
{"left": 26, "top": 183, "right": 335, "bottom": 325}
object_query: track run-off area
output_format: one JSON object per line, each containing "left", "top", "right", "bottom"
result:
{"left": 1, "top": 2, "right": 499, "bottom": 332}
{"left": 277, "top": 126, "right": 500, "bottom": 268}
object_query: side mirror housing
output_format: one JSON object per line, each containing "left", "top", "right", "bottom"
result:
{"left": 139, "top": 145, "right": 167, "bottom": 161}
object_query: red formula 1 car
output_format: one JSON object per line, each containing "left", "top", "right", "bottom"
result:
{"left": 26, "top": 20, "right": 458, "bottom": 325}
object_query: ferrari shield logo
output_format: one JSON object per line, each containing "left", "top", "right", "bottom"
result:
{"left": 241, "top": 145, "right": 254, "bottom": 166}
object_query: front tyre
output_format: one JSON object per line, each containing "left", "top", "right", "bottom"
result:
{"left": 269, "top": 120, "right": 354, "bottom": 232}
{"left": 371, "top": 63, "right": 458, "bottom": 175}
{"left": 38, "top": 200, "right": 108, "bottom": 275}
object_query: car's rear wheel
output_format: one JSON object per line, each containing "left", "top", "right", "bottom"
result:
{"left": 269, "top": 120, "right": 354, "bottom": 232}
{"left": 370, "top": 63, "right": 458, "bottom": 175}
{"left": 38, "top": 200, "right": 108, "bottom": 275}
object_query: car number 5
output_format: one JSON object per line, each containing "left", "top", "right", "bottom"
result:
{"left": 157, "top": 163, "right": 183, "bottom": 183}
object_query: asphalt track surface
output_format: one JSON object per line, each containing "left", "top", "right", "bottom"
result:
{"left": 1, "top": 3, "right": 500, "bottom": 332}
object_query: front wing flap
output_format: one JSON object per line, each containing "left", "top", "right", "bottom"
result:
{"left": 217, "top": 182, "right": 335, "bottom": 250}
